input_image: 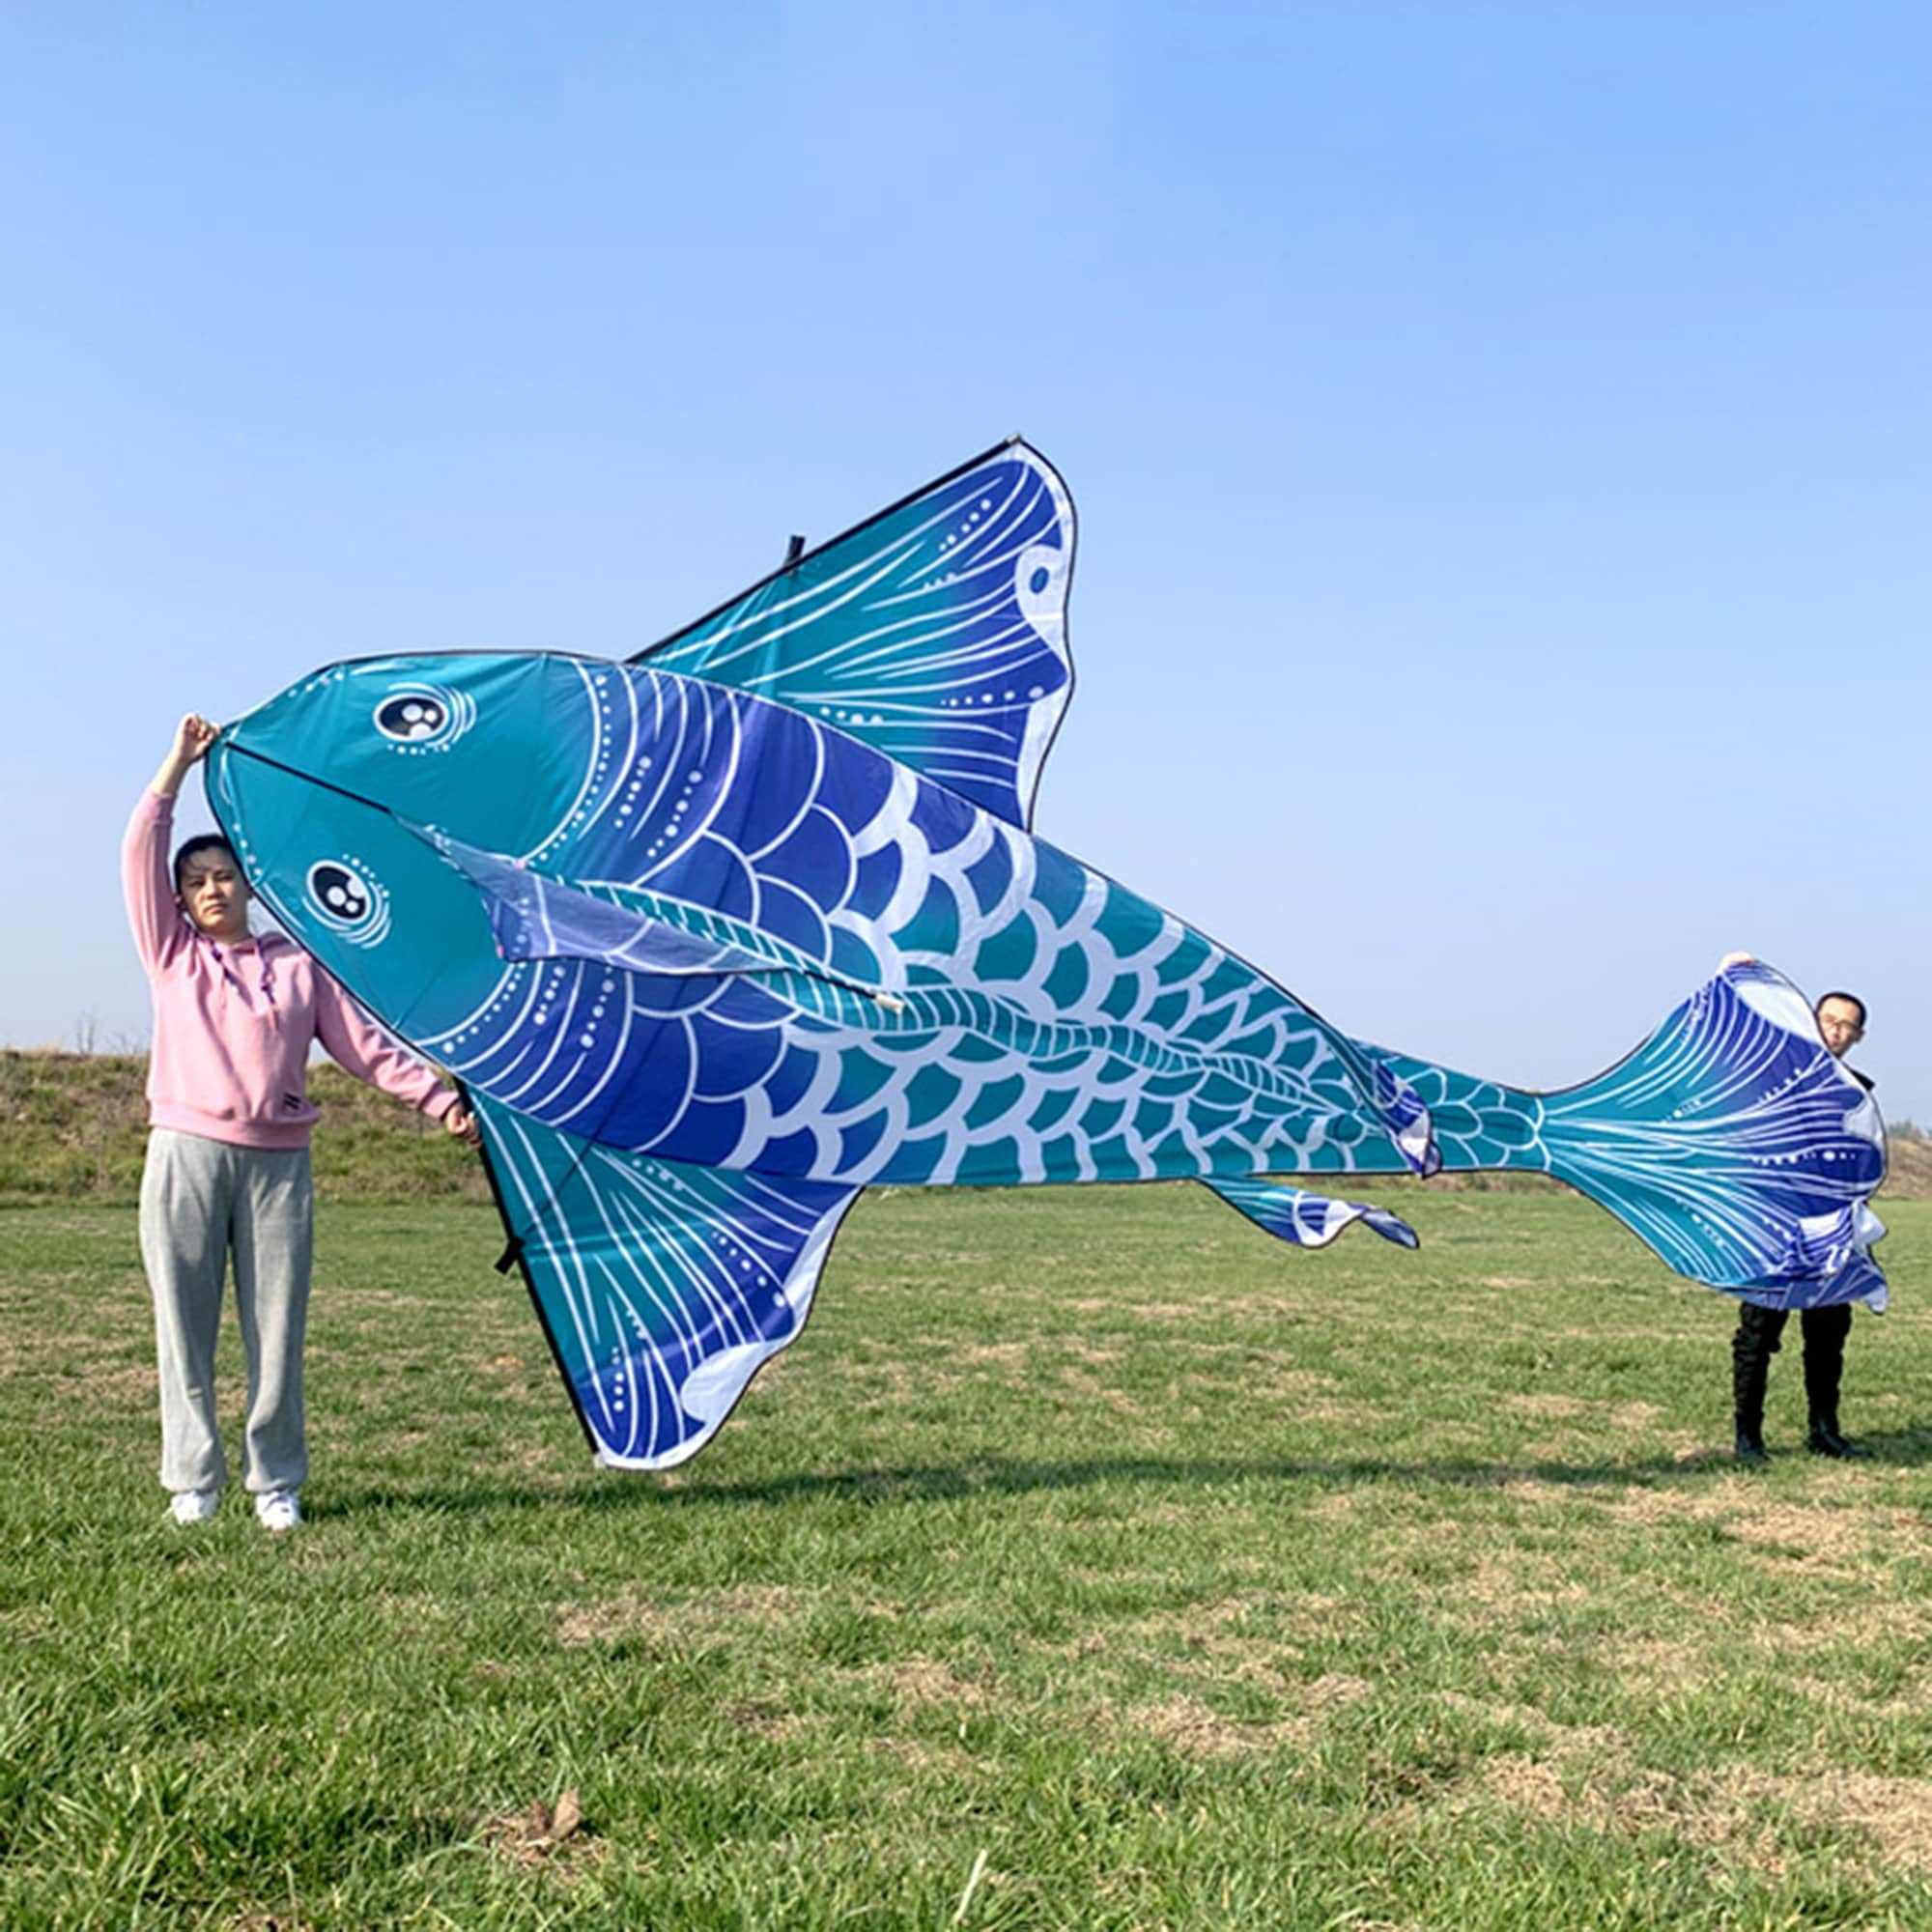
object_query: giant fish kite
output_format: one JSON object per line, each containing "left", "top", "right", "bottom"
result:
{"left": 206, "top": 440, "right": 1888, "bottom": 1468}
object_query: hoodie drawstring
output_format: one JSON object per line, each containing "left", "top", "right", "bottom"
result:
{"left": 201, "top": 931, "right": 280, "bottom": 1026}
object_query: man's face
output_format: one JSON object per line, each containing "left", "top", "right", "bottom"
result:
{"left": 1815, "top": 996, "right": 1865, "bottom": 1060}
{"left": 178, "top": 847, "right": 249, "bottom": 938}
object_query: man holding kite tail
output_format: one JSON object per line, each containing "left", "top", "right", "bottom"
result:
{"left": 1719, "top": 954, "right": 1879, "bottom": 1465}
{"left": 124, "top": 714, "right": 481, "bottom": 1532}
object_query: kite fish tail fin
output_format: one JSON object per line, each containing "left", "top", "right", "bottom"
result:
{"left": 468, "top": 1090, "right": 859, "bottom": 1469}
{"left": 1387, "top": 963, "right": 1889, "bottom": 1307}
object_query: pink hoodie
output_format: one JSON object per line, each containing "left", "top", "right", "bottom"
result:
{"left": 124, "top": 790, "right": 457, "bottom": 1150}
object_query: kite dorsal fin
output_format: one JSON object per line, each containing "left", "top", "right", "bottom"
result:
{"left": 633, "top": 440, "right": 1075, "bottom": 831}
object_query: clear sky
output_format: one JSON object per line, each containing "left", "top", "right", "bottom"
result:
{"left": 3, "top": 3, "right": 1925, "bottom": 1119}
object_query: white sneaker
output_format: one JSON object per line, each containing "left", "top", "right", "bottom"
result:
{"left": 169, "top": 1488, "right": 220, "bottom": 1525}
{"left": 254, "top": 1488, "right": 302, "bottom": 1533}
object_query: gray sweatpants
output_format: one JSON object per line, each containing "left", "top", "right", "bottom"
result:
{"left": 138, "top": 1129, "right": 315, "bottom": 1494}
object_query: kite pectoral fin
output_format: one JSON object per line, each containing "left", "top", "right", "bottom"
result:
{"left": 468, "top": 1090, "right": 859, "bottom": 1469}
{"left": 412, "top": 822, "right": 819, "bottom": 980}
{"left": 1203, "top": 1177, "right": 1419, "bottom": 1250}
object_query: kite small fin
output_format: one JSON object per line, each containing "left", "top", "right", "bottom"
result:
{"left": 415, "top": 824, "right": 839, "bottom": 983}
{"left": 468, "top": 1089, "right": 859, "bottom": 1469}
{"left": 1371, "top": 1057, "right": 1439, "bottom": 1179}
{"left": 1204, "top": 1177, "right": 1419, "bottom": 1250}
{"left": 632, "top": 440, "right": 1075, "bottom": 831}
{"left": 1355, "top": 963, "right": 1889, "bottom": 1308}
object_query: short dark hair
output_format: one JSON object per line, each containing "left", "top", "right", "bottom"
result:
{"left": 1816, "top": 990, "right": 1867, "bottom": 1029}
{"left": 172, "top": 835, "right": 238, "bottom": 895}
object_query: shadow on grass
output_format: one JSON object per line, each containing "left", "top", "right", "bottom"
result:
{"left": 317, "top": 1426, "right": 1932, "bottom": 1519}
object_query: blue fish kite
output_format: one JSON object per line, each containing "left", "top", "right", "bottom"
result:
{"left": 207, "top": 440, "right": 1888, "bottom": 1468}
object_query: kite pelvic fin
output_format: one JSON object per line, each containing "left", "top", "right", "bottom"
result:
{"left": 632, "top": 440, "right": 1076, "bottom": 830}
{"left": 1203, "top": 1177, "right": 1419, "bottom": 1250}
{"left": 469, "top": 1090, "right": 859, "bottom": 1469}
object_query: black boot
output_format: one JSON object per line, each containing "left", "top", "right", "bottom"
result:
{"left": 1807, "top": 1422, "right": 1872, "bottom": 1460}
{"left": 1731, "top": 1305, "right": 1781, "bottom": 1463}
{"left": 1803, "top": 1306, "right": 1872, "bottom": 1460}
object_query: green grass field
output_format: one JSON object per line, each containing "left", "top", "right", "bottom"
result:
{"left": 4, "top": 1186, "right": 1931, "bottom": 1929}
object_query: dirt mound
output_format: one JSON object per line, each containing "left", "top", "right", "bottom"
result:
{"left": 0, "top": 1049, "right": 487, "bottom": 1205}
{"left": 1885, "top": 1133, "right": 1932, "bottom": 1201}
{"left": 3, "top": 1047, "right": 1925, "bottom": 1202}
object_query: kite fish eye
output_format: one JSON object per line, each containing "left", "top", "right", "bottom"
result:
{"left": 373, "top": 682, "right": 475, "bottom": 753}
{"left": 304, "top": 858, "right": 391, "bottom": 948}
{"left": 379, "top": 695, "right": 443, "bottom": 738}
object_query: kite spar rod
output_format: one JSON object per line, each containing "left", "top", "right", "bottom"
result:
{"left": 631, "top": 433, "right": 1026, "bottom": 662}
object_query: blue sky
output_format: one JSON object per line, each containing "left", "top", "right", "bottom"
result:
{"left": 3, "top": 2, "right": 1925, "bottom": 1118}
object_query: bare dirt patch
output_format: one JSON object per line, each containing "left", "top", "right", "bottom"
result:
{"left": 1609, "top": 1401, "right": 1663, "bottom": 1431}
{"left": 1476, "top": 1753, "right": 1752, "bottom": 1852}
{"left": 1607, "top": 1479, "right": 1755, "bottom": 1527}
{"left": 727, "top": 1698, "right": 808, "bottom": 1743}
{"left": 1450, "top": 1551, "right": 1593, "bottom": 1617}
{"left": 1724, "top": 1504, "right": 1865, "bottom": 1560}
{"left": 885, "top": 1656, "right": 990, "bottom": 1709}
{"left": 1753, "top": 1598, "right": 1932, "bottom": 1653}
{"left": 478, "top": 1789, "right": 604, "bottom": 1876}
{"left": 1503, "top": 1393, "right": 1587, "bottom": 1420}
{"left": 556, "top": 1582, "right": 809, "bottom": 1649}
{"left": 48, "top": 1362, "right": 156, "bottom": 1402}
{"left": 1719, "top": 1768, "right": 1932, "bottom": 1870}
{"left": 1605, "top": 1634, "right": 1708, "bottom": 1696}
{"left": 1128, "top": 1672, "right": 1370, "bottom": 1758}
{"left": 954, "top": 1341, "right": 1030, "bottom": 1371}
{"left": 1303, "top": 1492, "right": 1357, "bottom": 1521}
{"left": 1130, "top": 1692, "right": 1289, "bottom": 1758}
{"left": 1058, "top": 1363, "right": 1141, "bottom": 1415}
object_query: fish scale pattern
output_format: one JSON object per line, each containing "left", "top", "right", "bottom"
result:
{"left": 408, "top": 661, "right": 1431, "bottom": 1191}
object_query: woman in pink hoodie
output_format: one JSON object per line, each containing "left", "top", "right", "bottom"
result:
{"left": 125, "top": 714, "right": 478, "bottom": 1530}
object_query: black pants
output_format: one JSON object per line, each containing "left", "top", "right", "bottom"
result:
{"left": 1731, "top": 1301, "right": 1853, "bottom": 1435}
